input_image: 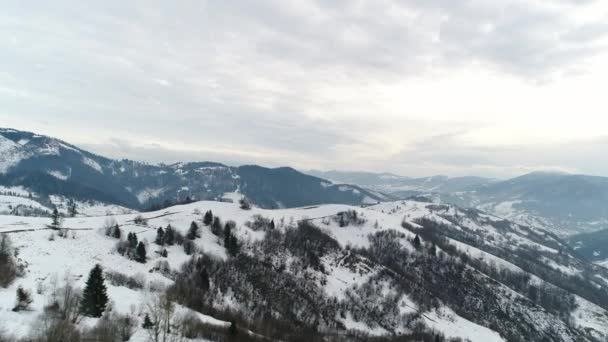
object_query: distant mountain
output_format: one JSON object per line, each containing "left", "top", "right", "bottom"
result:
{"left": 306, "top": 170, "right": 495, "bottom": 194}
{"left": 462, "top": 171, "right": 608, "bottom": 236}
{"left": 568, "top": 229, "right": 608, "bottom": 262}
{"left": 0, "top": 128, "right": 385, "bottom": 210}
{"left": 308, "top": 169, "right": 608, "bottom": 236}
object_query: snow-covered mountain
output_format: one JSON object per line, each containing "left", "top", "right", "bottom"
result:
{"left": 1, "top": 199, "right": 607, "bottom": 341}
{"left": 0, "top": 128, "right": 385, "bottom": 212}
{"left": 309, "top": 169, "right": 608, "bottom": 236}
{"left": 307, "top": 170, "right": 495, "bottom": 195}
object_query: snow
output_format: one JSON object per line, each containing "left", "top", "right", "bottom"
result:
{"left": 0, "top": 135, "right": 27, "bottom": 173}
{"left": 573, "top": 296, "right": 608, "bottom": 339}
{"left": 0, "top": 195, "right": 48, "bottom": 215}
{"left": 0, "top": 186, "right": 30, "bottom": 197}
{"left": 47, "top": 170, "right": 69, "bottom": 181}
{"left": 136, "top": 188, "right": 166, "bottom": 204}
{"left": 424, "top": 306, "right": 505, "bottom": 342}
{"left": 221, "top": 192, "right": 244, "bottom": 203}
{"left": 0, "top": 199, "right": 601, "bottom": 340}
{"left": 82, "top": 156, "right": 103, "bottom": 173}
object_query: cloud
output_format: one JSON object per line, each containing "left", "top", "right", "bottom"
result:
{"left": 2, "top": 0, "right": 608, "bottom": 178}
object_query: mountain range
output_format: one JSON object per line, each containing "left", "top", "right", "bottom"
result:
{"left": 2, "top": 128, "right": 608, "bottom": 340}
{"left": 0, "top": 128, "right": 385, "bottom": 212}
{"left": 308, "top": 170, "right": 608, "bottom": 236}
{"left": 2, "top": 127, "right": 608, "bottom": 238}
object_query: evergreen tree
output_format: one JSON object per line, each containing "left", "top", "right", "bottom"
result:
{"left": 51, "top": 207, "right": 60, "bottom": 228}
{"left": 270, "top": 219, "right": 275, "bottom": 230}
{"left": 80, "top": 264, "right": 109, "bottom": 317}
{"left": 160, "top": 248, "right": 168, "bottom": 258}
{"left": 142, "top": 313, "right": 153, "bottom": 329}
{"left": 128, "top": 232, "right": 138, "bottom": 249}
{"left": 136, "top": 242, "right": 147, "bottom": 263}
{"left": 228, "top": 235, "right": 239, "bottom": 257}
{"left": 339, "top": 214, "right": 346, "bottom": 227}
{"left": 13, "top": 286, "right": 32, "bottom": 311}
{"left": 112, "top": 224, "right": 121, "bottom": 239}
{"left": 164, "top": 225, "right": 175, "bottom": 245}
{"left": 211, "top": 217, "right": 222, "bottom": 236}
{"left": 430, "top": 243, "right": 437, "bottom": 256}
{"left": 413, "top": 235, "right": 421, "bottom": 249}
{"left": 203, "top": 210, "right": 213, "bottom": 226}
{"left": 187, "top": 221, "right": 199, "bottom": 240}
{"left": 155, "top": 227, "right": 165, "bottom": 245}
{"left": 229, "top": 321, "right": 238, "bottom": 336}
{"left": 183, "top": 240, "right": 195, "bottom": 255}
{"left": 200, "top": 268, "right": 210, "bottom": 291}
{"left": 223, "top": 223, "right": 232, "bottom": 247}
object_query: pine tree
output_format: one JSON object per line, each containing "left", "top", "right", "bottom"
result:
{"left": 223, "top": 223, "right": 232, "bottom": 247}
{"left": 142, "top": 313, "right": 154, "bottom": 329}
{"left": 128, "top": 232, "right": 138, "bottom": 249}
{"left": 430, "top": 244, "right": 437, "bottom": 256}
{"left": 339, "top": 214, "right": 346, "bottom": 227}
{"left": 413, "top": 235, "right": 421, "bottom": 249}
{"left": 164, "top": 225, "right": 175, "bottom": 245}
{"left": 211, "top": 217, "right": 222, "bottom": 236}
{"left": 203, "top": 210, "right": 213, "bottom": 226}
{"left": 155, "top": 227, "right": 165, "bottom": 245}
{"left": 229, "top": 321, "right": 238, "bottom": 336}
{"left": 200, "top": 268, "right": 210, "bottom": 291}
{"left": 183, "top": 240, "right": 195, "bottom": 255}
{"left": 270, "top": 219, "right": 275, "bottom": 230}
{"left": 136, "top": 242, "right": 147, "bottom": 263}
{"left": 13, "top": 286, "right": 32, "bottom": 311}
{"left": 112, "top": 224, "right": 121, "bottom": 239}
{"left": 228, "top": 235, "right": 239, "bottom": 256}
{"left": 51, "top": 207, "right": 60, "bottom": 229}
{"left": 187, "top": 221, "right": 199, "bottom": 240}
{"left": 80, "top": 264, "right": 109, "bottom": 317}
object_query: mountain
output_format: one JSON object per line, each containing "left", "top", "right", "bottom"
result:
{"left": 309, "top": 169, "right": 608, "bottom": 236}
{"left": 452, "top": 172, "right": 608, "bottom": 236}
{"left": 1, "top": 199, "right": 607, "bottom": 341}
{"left": 307, "top": 170, "right": 495, "bottom": 195}
{"left": 0, "top": 128, "right": 385, "bottom": 211}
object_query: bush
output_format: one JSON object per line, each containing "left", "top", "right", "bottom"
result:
{"left": 104, "top": 271, "right": 145, "bottom": 290}
{"left": 245, "top": 215, "right": 273, "bottom": 231}
{"left": 133, "top": 215, "right": 148, "bottom": 226}
{"left": 239, "top": 198, "right": 252, "bottom": 210}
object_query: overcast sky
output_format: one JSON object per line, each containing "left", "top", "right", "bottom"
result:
{"left": 2, "top": 0, "right": 608, "bottom": 178}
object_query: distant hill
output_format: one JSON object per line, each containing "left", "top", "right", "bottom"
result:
{"left": 0, "top": 128, "right": 385, "bottom": 210}
{"left": 308, "top": 169, "right": 608, "bottom": 236}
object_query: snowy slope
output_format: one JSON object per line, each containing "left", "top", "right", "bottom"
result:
{"left": 0, "top": 200, "right": 606, "bottom": 341}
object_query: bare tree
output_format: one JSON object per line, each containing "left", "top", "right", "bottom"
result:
{"left": 145, "top": 294, "right": 184, "bottom": 342}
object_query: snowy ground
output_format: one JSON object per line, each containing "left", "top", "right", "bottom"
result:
{"left": 0, "top": 199, "right": 606, "bottom": 340}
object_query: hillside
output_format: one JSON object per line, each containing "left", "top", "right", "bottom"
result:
{"left": 0, "top": 199, "right": 607, "bottom": 341}
{"left": 0, "top": 128, "right": 384, "bottom": 212}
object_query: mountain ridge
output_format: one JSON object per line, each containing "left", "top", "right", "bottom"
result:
{"left": 0, "top": 128, "right": 386, "bottom": 211}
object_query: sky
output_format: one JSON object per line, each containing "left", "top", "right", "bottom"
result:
{"left": 1, "top": 0, "right": 608, "bottom": 178}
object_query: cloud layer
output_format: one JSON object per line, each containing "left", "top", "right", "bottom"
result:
{"left": 2, "top": 0, "right": 608, "bottom": 178}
